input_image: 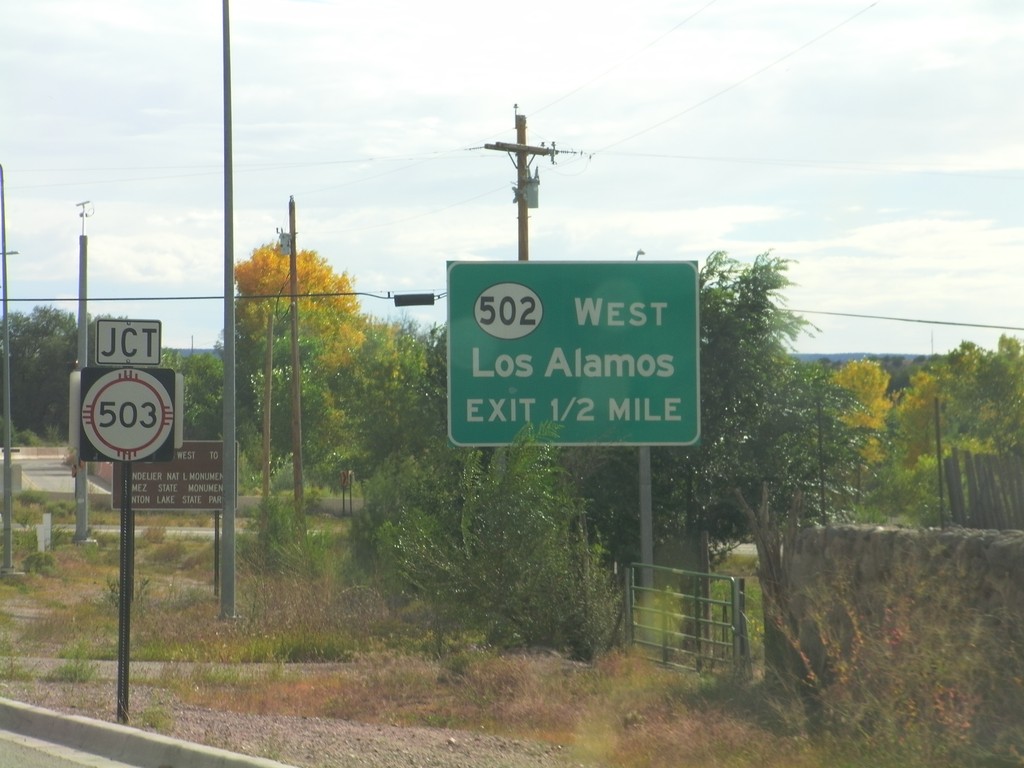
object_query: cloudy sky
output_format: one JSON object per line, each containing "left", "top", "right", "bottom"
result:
{"left": 2, "top": 0, "right": 1022, "bottom": 355}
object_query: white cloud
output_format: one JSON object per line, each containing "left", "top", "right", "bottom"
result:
{"left": 3, "top": 0, "right": 1021, "bottom": 353}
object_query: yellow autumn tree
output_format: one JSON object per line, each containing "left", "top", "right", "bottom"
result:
{"left": 234, "top": 243, "right": 364, "bottom": 369}
{"left": 834, "top": 359, "right": 892, "bottom": 465}
{"left": 234, "top": 243, "right": 366, "bottom": 497}
{"left": 891, "top": 367, "right": 943, "bottom": 467}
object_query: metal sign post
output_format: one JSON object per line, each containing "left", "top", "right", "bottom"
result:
{"left": 116, "top": 460, "right": 134, "bottom": 724}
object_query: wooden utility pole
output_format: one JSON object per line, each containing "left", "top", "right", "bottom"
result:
{"left": 485, "top": 111, "right": 556, "bottom": 261}
{"left": 287, "top": 196, "right": 304, "bottom": 524}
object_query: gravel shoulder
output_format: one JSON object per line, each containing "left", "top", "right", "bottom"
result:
{"left": 0, "top": 662, "right": 593, "bottom": 768}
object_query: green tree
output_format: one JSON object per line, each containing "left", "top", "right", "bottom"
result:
{"left": 335, "top": 319, "right": 447, "bottom": 478}
{"left": 891, "top": 336, "right": 1024, "bottom": 465}
{"left": 882, "top": 336, "right": 1024, "bottom": 525}
{"left": 8, "top": 306, "right": 77, "bottom": 440}
{"left": 161, "top": 349, "right": 224, "bottom": 440}
{"left": 571, "top": 253, "right": 862, "bottom": 562}
{"left": 944, "top": 337, "right": 1024, "bottom": 455}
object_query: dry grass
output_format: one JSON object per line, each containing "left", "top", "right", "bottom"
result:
{"left": 0, "top": 531, "right": 806, "bottom": 768}
{"left": 5, "top": 521, "right": 1018, "bottom": 768}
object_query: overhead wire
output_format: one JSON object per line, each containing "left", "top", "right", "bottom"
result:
{"left": 7, "top": 290, "right": 1020, "bottom": 338}
{"left": 9, "top": 0, "right": 1016, "bottom": 346}
{"left": 531, "top": 0, "right": 721, "bottom": 118}
{"left": 594, "top": 2, "right": 880, "bottom": 153}
{"left": 5, "top": 291, "right": 440, "bottom": 304}
{"left": 5, "top": 3, "right": 884, "bottom": 193}
{"left": 791, "top": 309, "right": 1024, "bottom": 334}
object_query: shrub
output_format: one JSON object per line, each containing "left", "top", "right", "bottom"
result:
{"left": 368, "top": 434, "right": 620, "bottom": 660}
{"left": 45, "top": 643, "right": 98, "bottom": 683}
{"left": 16, "top": 489, "right": 48, "bottom": 508}
{"left": 22, "top": 551, "right": 57, "bottom": 576}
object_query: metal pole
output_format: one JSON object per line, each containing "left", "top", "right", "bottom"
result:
{"left": 935, "top": 396, "right": 945, "bottom": 528}
{"left": 262, "top": 310, "right": 273, "bottom": 498}
{"left": 288, "top": 197, "right": 303, "bottom": 522}
{"left": 74, "top": 212, "right": 91, "bottom": 543}
{"left": 116, "top": 461, "right": 133, "bottom": 723}
{"left": 638, "top": 445, "right": 653, "bottom": 588}
{"left": 220, "top": 0, "right": 237, "bottom": 618}
{"left": 213, "top": 508, "right": 220, "bottom": 596}
{"left": 0, "top": 163, "right": 14, "bottom": 575}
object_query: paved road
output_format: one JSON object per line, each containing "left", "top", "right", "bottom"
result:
{"left": 7, "top": 456, "right": 107, "bottom": 497}
{"left": 0, "top": 730, "right": 135, "bottom": 768}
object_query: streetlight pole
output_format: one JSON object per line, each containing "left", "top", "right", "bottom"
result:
{"left": 75, "top": 201, "right": 94, "bottom": 544}
{"left": 0, "top": 163, "right": 15, "bottom": 575}
{"left": 220, "top": 0, "right": 238, "bottom": 619}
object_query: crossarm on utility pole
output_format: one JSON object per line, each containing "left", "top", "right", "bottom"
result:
{"left": 483, "top": 140, "right": 555, "bottom": 157}
{"left": 484, "top": 113, "right": 558, "bottom": 261}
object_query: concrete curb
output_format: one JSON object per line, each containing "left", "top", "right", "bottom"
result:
{"left": 0, "top": 697, "right": 298, "bottom": 768}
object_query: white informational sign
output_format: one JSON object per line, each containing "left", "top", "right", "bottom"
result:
{"left": 95, "top": 319, "right": 162, "bottom": 367}
{"left": 79, "top": 367, "right": 180, "bottom": 462}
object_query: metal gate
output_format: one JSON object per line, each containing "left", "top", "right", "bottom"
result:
{"left": 627, "top": 563, "right": 750, "bottom": 674}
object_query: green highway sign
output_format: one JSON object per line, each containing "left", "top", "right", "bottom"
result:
{"left": 447, "top": 261, "right": 700, "bottom": 446}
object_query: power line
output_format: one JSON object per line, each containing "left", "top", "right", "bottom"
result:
{"left": 793, "top": 308, "right": 1024, "bottom": 334}
{"left": 4, "top": 5, "right": 885, "bottom": 196}
{"left": 532, "top": 0, "right": 721, "bottom": 117}
{"left": 6, "top": 150, "right": 488, "bottom": 191}
{"left": 5, "top": 290, "right": 445, "bottom": 304}
{"left": 595, "top": 2, "right": 879, "bottom": 153}
{"left": 7, "top": 290, "right": 1021, "bottom": 336}
{"left": 602, "top": 151, "right": 1024, "bottom": 181}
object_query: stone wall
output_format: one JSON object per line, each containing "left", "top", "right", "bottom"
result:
{"left": 782, "top": 525, "right": 1024, "bottom": 680}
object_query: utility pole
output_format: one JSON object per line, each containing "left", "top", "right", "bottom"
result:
{"left": 485, "top": 109, "right": 557, "bottom": 261}
{"left": 287, "top": 196, "right": 304, "bottom": 525}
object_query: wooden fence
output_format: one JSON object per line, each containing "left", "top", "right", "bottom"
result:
{"left": 944, "top": 448, "right": 1024, "bottom": 530}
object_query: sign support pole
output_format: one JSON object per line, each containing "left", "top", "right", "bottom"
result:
{"left": 639, "top": 446, "right": 653, "bottom": 588}
{"left": 74, "top": 229, "right": 91, "bottom": 543}
{"left": 214, "top": 508, "right": 221, "bottom": 597}
{"left": 116, "top": 460, "right": 134, "bottom": 724}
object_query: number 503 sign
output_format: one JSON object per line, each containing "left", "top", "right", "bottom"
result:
{"left": 73, "top": 367, "right": 183, "bottom": 462}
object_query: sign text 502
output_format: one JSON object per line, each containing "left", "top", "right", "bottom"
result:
{"left": 474, "top": 283, "right": 543, "bottom": 340}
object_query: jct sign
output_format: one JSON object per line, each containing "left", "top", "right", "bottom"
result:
{"left": 95, "top": 319, "right": 162, "bottom": 367}
{"left": 447, "top": 261, "right": 700, "bottom": 446}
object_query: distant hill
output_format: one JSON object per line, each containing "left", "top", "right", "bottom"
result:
{"left": 793, "top": 353, "right": 930, "bottom": 364}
